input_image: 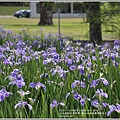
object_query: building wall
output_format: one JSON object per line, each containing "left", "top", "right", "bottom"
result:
{"left": 30, "top": 2, "right": 86, "bottom": 18}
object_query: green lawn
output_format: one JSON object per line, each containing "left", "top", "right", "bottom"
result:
{"left": 0, "top": 17, "right": 119, "bottom": 40}
{"left": 0, "top": 6, "right": 29, "bottom": 15}
{"left": 0, "top": 18, "right": 89, "bottom": 40}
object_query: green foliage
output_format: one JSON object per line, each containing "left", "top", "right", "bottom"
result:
{"left": 101, "top": 3, "right": 120, "bottom": 39}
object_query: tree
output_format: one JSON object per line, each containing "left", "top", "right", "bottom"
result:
{"left": 38, "top": 2, "right": 102, "bottom": 44}
{"left": 86, "top": 2, "right": 102, "bottom": 44}
{"left": 37, "top": 2, "right": 120, "bottom": 43}
{"left": 85, "top": 2, "right": 120, "bottom": 44}
{"left": 101, "top": 2, "right": 120, "bottom": 40}
{"left": 38, "top": 2, "right": 54, "bottom": 26}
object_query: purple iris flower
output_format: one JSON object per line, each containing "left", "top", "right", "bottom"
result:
{"left": 91, "top": 99, "right": 108, "bottom": 109}
{"left": 17, "top": 89, "right": 30, "bottom": 97}
{"left": 50, "top": 99, "right": 58, "bottom": 108}
{"left": 80, "top": 81, "right": 86, "bottom": 88}
{"left": 53, "top": 54, "right": 59, "bottom": 59}
{"left": 31, "top": 40, "right": 39, "bottom": 48}
{"left": 66, "top": 92, "right": 71, "bottom": 99}
{"left": 99, "top": 78, "right": 109, "bottom": 85}
{"left": 107, "top": 104, "right": 117, "bottom": 116}
{"left": 102, "top": 102, "right": 109, "bottom": 108}
{"left": 113, "top": 40, "right": 120, "bottom": 50}
{"left": 14, "top": 100, "right": 32, "bottom": 110}
{"left": 73, "top": 92, "right": 87, "bottom": 107}
{"left": 80, "top": 95, "right": 86, "bottom": 107}
{"left": 78, "top": 65, "right": 84, "bottom": 75}
{"left": 9, "top": 74, "right": 25, "bottom": 88}
{"left": 69, "top": 65, "right": 76, "bottom": 71}
{"left": 7, "top": 69, "right": 25, "bottom": 88}
{"left": 107, "top": 103, "right": 120, "bottom": 116}
{"left": 51, "top": 66, "right": 68, "bottom": 79}
{"left": 87, "top": 62, "right": 92, "bottom": 67}
{"left": 87, "top": 74, "right": 91, "bottom": 79}
{"left": 0, "top": 88, "right": 12, "bottom": 102}
{"left": 114, "top": 62, "right": 118, "bottom": 67}
{"left": 59, "top": 70, "right": 68, "bottom": 79}
{"left": 92, "top": 56, "right": 97, "bottom": 61}
{"left": 43, "top": 58, "right": 52, "bottom": 65}
{"left": 71, "top": 80, "right": 80, "bottom": 88}
{"left": 116, "top": 103, "right": 120, "bottom": 113}
{"left": 0, "top": 70, "right": 4, "bottom": 75}
{"left": 111, "top": 55, "right": 115, "bottom": 61}
{"left": 29, "top": 82, "right": 36, "bottom": 88}
{"left": 74, "top": 93, "right": 81, "bottom": 100}
{"left": 71, "top": 80, "right": 86, "bottom": 89}
{"left": 11, "top": 69, "right": 20, "bottom": 77}
{"left": 65, "top": 57, "right": 73, "bottom": 66}
{"left": 3, "top": 59, "right": 13, "bottom": 66}
{"left": 50, "top": 99, "right": 65, "bottom": 108}
{"left": 0, "top": 54, "right": 5, "bottom": 61}
{"left": 90, "top": 80, "right": 99, "bottom": 88}
{"left": 29, "top": 82, "right": 46, "bottom": 91}
{"left": 91, "top": 99, "right": 100, "bottom": 108}
{"left": 92, "top": 89, "right": 108, "bottom": 99}
{"left": 114, "top": 40, "right": 120, "bottom": 46}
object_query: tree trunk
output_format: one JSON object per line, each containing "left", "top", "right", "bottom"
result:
{"left": 38, "top": 2, "right": 53, "bottom": 26}
{"left": 88, "top": 2, "right": 102, "bottom": 44}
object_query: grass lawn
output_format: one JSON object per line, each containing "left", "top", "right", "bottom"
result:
{"left": 0, "top": 6, "right": 29, "bottom": 15}
{"left": 0, "top": 17, "right": 119, "bottom": 40}
{"left": 0, "top": 18, "right": 89, "bottom": 40}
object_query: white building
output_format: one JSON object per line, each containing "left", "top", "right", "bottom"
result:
{"left": 30, "top": 2, "right": 86, "bottom": 18}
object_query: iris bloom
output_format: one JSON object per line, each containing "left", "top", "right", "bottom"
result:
{"left": 9, "top": 74, "right": 25, "bottom": 88}
{"left": 0, "top": 88, "right": 12, "bottom": 102}
{"left": 90, "top": 80, "right": 99, "bottom": 88}
{"left": 50, "top": 99, "right": 65, "bottom": 108}
{"left": 17, "top": 89, "right": 30, "bottom": 97}
{"left": 91, "top": 99, "right": 100, "bottom": 108}
{"left": 69, "top": 65, "right": 76, "bottom": 71}
{"left": 8, "top": 69, "right": 25, "bottom": 88}
{"left": 92, "top": 89, "right": 108, "bottom": 99}
{"left": 74, "top": 93, "right": 86, "bottom": 107}
{"left": 107, "top": 103, "right": 120, "bottom": 116}
{"left": 99, "top": 78, "right": 109, "bottom": 85}
{"left": 78, "top": 65, "right": 84, "bottom": 75}
{"left": 29, "top": 82, "right": 46, "bottom": 91}
{"left": 14, "top": 100, "right": 32, "bottom": 110}
{"left": 51, "top": 66, "right": 68, "bottom": 79}
{"left": 107, "top": 104, "right": 117, "bottom": 116}
{"left": 66, "top": 92, "right": 71, "bottom": 99}
{"left": 71, "top": 80, "right": 86, "bottom": 89}
{"left": 91, "top": 99, "right": 108, "bottom": 110}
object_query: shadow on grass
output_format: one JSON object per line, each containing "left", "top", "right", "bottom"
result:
{"left": 11, "top": 24, "right": 57, "bottom": 27}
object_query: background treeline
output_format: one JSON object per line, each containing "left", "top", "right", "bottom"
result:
{"left": 0, "top": 2, "right": 29, "bottom": 6}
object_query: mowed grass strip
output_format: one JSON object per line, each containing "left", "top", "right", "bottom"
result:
{"left": 0, "top": 18, "right": 89, "bottom": 40}
{"left": 0, "top": 17, "right": 119, "bottom": 40}
{"left": 0, "top": 6, "right": 29, "bottom": 15}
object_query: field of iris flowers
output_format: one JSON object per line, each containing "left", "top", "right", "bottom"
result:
{"left": 0, "top": 26, "right": 120, "bottom": 118}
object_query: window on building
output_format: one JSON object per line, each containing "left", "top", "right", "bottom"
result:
{"left": 36, "top": 2, "right": 40, "bottom": 13}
